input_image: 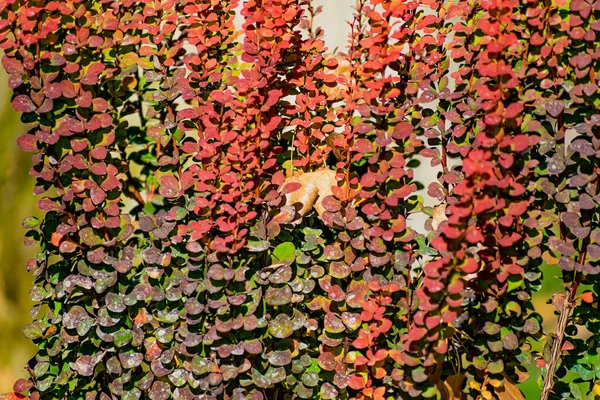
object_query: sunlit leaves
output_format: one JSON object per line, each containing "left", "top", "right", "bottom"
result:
{"left": 3, "top": 0, "right": 599, "bottom": 399}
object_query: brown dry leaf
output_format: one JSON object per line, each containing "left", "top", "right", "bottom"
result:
{"left": 551, "top": 292, "right": 566, "bottom": 314}
{"left": 283, "top": 175, "right": 319, "bottom": 217}
{"left": 432, "top": 361, "right": 444, "bottom": 383}
{"left": 312, "top": 169, "right": 338, "bottom": 217}
{"left": 321, "top": 53, "right": 351, "bottom": 101}
{"left": 439, "top": 374, "right": 466, "bottom": 400}
{"left": 281, "top": 169, "right": 338, "bottom": 220}
{"left": 446, "top": 374, "right": 466, "bottom": 399}
{"left": 437, "top": 381, "right": 450, "bottom": 400}
{"left": 432, "top": 203, "right": 448, "bottom": 230}
{"left": 325, "top": 132, "right": 346, "bottom": 161}
{"left": 494, "top": 375, "right": 525, "bottom": 400}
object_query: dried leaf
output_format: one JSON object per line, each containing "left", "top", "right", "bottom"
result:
{"left": 432, "top": 203, "right": 448, "bottom": 230}
{"left": 551, "top": 292, "right": 566, "bottom": 313}
{"left": 494, "top": 376, "right": 525, "bottom": 400}
{"left": 280, "top": 169, "right": 338, "bottom": 220}
{"left": 438, "top": 374, "right": 466, "bottom": 400}
{"left": 325, "top": 133, "right": 346, "bottom": 161}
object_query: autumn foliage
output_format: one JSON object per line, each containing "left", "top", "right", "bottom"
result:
{"left": 1, "top": 0, "right": 600, "bottom": 399}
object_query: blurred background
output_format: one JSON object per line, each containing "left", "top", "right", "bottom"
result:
{"left": 0, "top": 66, "right": 39, "bottom": 392}
{"left": 0, "top": 2, "right": 561, "bottom": 397}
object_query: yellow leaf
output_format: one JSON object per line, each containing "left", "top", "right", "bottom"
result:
{"left": 120, "top": 52, "right": 139, "bottom": 68}
{"left": 481, "top": 390, "right": 493, "bottom": 400}
{"left": 542, "top": 250, "right": 558, "bottom": 265}
{"left": 593, "top": 381, "right": 600, "bottom": 396}
{"left": 122, "top": 76, "right": 137, "bottom": 91}
{"left": 489, "top": 379, "right": 502, "bottom": 388}
{"left": 137, "top": 57, "right": 154, "bottom": 70}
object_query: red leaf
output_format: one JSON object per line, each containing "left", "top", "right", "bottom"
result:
{"left": 392, "top": 122, "right": 413, "bottom": 140}
{"left": 408, "top": 327, "right": 427, "bottom": 341}
{"left": 423, "top": 278, "right": 444, "bottom": 293}
{"left": 354, "top": 356, "right": 369, "bottom": 366}
{"left": 281, "top": 181, "right": 301, "bottom": 195}
{"left": 353, "top": 330, "right": 372, "bottom": 349}
{"left": 507, "top": 201, "right": 528, "bottom": 216}
{"left": 17, "top": 134, "right": 37, "bottom": 152}
{"left": 561, "top": 340, "right": 575, "bottom": 352}
{"left": 13, "top": 379, "right": 31, "bottom": 393}
{"left": 511, "top": 135, "right": 530, "bottom": 152}
{"left": 158, "top": 174, "right": 180, "bottom": 198}
{"left": 378, "top": 318, "right": 392, "bottom": 333}
{"left": 465, "top": 226, "right": 484, "bottom": 244}
{"left": 460, "top": 258, "right": 479, "bottom": 274}
{"left": 353, "top": 138, "right": 375, "bottom": 153}
{"left": 12, "top": 95, "right": 36, "bottom": 113}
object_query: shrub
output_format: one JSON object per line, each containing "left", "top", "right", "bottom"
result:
{"left": 1, "top": 0, "right": 599, "bottom": 399}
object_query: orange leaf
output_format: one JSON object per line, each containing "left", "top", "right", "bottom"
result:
{"left": 347, "top": 374, "right": 366, "bottom": 390}
{"left": 44, "top": 324, "right": 57, "bottom": 338}
{"left": 0, "top": 394, "right": 27, "bottom": 400}
{"left": 51, "top": 232, "right": 63, "bottom": 247}
{"left": 581, "top": 290, "right": 594, "bottom": 303}
{"left": 133, "top": 308, "right": 151, "bottom": 327}
{"left": 145, "top": 338, "right": 162, "bottom": 360}
{"left": 387, "top": 350, "right": 402, "bottom": 364}
{"left": 536, "top": 358, "right": 546, "bottom": 368}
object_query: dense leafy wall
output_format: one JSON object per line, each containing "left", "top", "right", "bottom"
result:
{"left": 1, "top": 0, "right": 600, "bottom": 399}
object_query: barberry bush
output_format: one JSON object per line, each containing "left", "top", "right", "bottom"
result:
{"left": 1, "top": 0, "right": 600, "bottom": 399}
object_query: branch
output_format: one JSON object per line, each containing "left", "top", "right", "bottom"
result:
{"left": 123, "top": 166, "right": 146, "bottom": 207}
{"left": 539, "top": 268, "right": 583, "bottom": 400}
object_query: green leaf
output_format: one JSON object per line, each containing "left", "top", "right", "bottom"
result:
{"left": 569, "top": 382, "right": 583, "bottom": 399}
{"left": 79, "top": 227, "right": 103, "bottom": 246}
{"left": 251, "top": 368, "right": 271, "bottom": 388}
{"left": 273, "top": 242, "right": 296, "bottom": 263}
{"left": 573, "top": 363, "right": 595, "bottom": 381}
{"left": 113, "top": 330, "right": 133, "bottom": 347}
{"left": 23, "top": 322, "right": 44, "bottom": 339}
{"left": 507, "top": 275, "right": 523, "bottom": 292}
{"left": 416, "top": 234, "right": 437, "bottom": 256}
{"left": 488, "top": 360, "right": 504, "bottom": 374}
{"left": 268, "top": 314, "right": 294, "bottom": 339}
{"left": 248, "top": 239, "right": 270, "bottom": 252}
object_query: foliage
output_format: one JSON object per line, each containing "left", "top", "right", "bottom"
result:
{"left": 1, "top": 0, "right": 600, "bottom": 399}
